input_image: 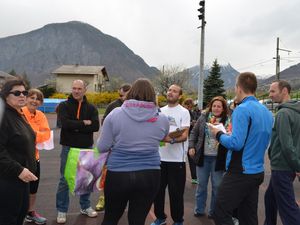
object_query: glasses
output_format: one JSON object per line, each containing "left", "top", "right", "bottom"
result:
{"left": 9, "top": 90, "right": 29, "bottom": 97}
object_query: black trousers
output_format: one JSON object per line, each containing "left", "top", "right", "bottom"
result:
{"left": 0, "top": 178, "right": 29, "bottom": 225}
{"left": 102, "top": 169, "right": 160, "bottom": 225}
{"left": 153, "top": 161, "right": 186, "bottom": 223}
{"left": 213, "top": 172, "right": 264, "bottom": 225}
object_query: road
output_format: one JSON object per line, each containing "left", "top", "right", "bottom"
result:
{"left": 28, "top": 113, "right": 299, "bottom": 225}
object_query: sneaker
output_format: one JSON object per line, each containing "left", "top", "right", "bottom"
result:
{"left": 232, "top": 217, "right": 239, "bottom": 225}
{"left": 25, "top": 211, "right": 47, "bottom": 225}
{"left": 80, "top": 207, "right": 98, "bottom": 218}
{"left": 56, "top": 212, "right": 66, "bottom": 224}
{"left": 150, "top": 218, "right": 167, "bottom": 225}
{"left": 191, "top": 179, "right": 198, "bottom": 184}
{"left": 95, "top": 195, "right": 105, "bottom": 211}
{"left": 194, "top": 212, "right": 206, "bottom": 217}
{"left": 173, "top": 223, "right": 183, "bottom": 225}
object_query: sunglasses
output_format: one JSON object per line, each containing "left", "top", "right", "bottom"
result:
{"left": 9, "top": 90, "right": 29, "bottom": 97}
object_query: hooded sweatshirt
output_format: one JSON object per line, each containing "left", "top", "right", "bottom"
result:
{"left": 269, "top": 100, "right": 300, "bottom": 172}
{"left": 97, "top": 99, "right": 169, "bottom": 172}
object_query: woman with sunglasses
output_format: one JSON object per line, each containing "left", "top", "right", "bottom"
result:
{"left": 188, "top": 96, "right": 231, "bottom": 219}
{"left": 0, "top": 79, "right": 38, "bottom": 225}
{"left": 22, "top": 89, "right": 50, "bottom": 225}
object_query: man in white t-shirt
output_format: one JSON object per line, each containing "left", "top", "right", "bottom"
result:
{"left": 151, "top": 84, "right": 190, "bottom": 225}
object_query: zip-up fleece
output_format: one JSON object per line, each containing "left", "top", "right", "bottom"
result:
{"left": 0, "top": 104, "right": 36, "bottom": 179}
{"left": 59, "top": 95, "right": 99, "bottom": 148}
{"left": 218, "top": 96, "right": 273, "bottom": 174}
{"left": 269, "top": 100, "right": 300, "bottom": 172}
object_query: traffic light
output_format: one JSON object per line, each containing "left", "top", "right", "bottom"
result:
{"left": 198, "top": 1, "right": 205, "bottom": 20}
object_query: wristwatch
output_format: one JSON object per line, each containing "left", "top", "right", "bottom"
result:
{"left": 170, "top": 138, "right": 176, "bottom": 144}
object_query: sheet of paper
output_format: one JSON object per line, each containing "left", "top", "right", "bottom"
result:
{"left": 207, "top": 123, "right": 227, "bottom": 133}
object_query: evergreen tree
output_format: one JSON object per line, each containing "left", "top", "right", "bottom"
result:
{"left": 8, "top": 69, "right": 17, "bottom": 76}
{"left": 203, "top": 59, "right": 226, "bottom": 106}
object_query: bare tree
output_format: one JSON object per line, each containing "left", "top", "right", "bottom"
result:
{"left": 153, "top": 65, "right": 191, "bottom": 97}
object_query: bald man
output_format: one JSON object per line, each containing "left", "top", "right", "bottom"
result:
{"left": 55, "top": 80, "right": 100, "bottom": 223}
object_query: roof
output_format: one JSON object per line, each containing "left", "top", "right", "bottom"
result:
{"left": 52, "top": 65, "right": 109, "bottom": 81}
{"left": 0, "top": 71, "right": 15, "bottom": 79}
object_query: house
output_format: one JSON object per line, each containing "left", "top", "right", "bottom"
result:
{"left": 52, "top": 65, "right": 109, "bottom": 93}
{"left": 0, "top": 71, "right": 15, "bottom": 90}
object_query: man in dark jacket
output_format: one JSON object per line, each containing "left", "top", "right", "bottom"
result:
{"left": 101, "top": 83, "right": 131, "bottom": 124}
{"left": 55, "top": 80, "right": 100, "bottom": 224}
{"left": 264, "top": 80, "right": 300, "bottom": 225}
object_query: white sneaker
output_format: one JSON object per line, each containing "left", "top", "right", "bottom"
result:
{"left": 57, "top": 212, "right": 66, "bottom": 224}
{"left": 80, "top": 207, "right": 98, "bottom": 218}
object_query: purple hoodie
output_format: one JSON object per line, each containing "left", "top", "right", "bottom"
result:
{"left": 97, "top": 99, "right": 169, "bottom": 172}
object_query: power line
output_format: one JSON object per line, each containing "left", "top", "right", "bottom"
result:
{"left": 236, "top": 58, "right": 274, "bottom": 71}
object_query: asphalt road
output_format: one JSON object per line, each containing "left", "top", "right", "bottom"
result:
{"left": 26, "top": 113, "right": 299, "bottom": 225}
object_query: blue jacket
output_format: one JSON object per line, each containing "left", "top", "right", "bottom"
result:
{"left": 217, "top": 96, "right": 273, "bottom": 174}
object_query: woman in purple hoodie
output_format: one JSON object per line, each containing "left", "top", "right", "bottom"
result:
{"left": 97, "top": 78, "right": 169, "bottom": 225}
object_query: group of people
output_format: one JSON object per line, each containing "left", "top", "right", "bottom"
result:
{"left": 0, "top": 71, "right": 299, "bottom": 225}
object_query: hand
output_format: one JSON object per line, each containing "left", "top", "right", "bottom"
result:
{"left": 18, "top": 168, "right": 38, "bottom": 183}
{"left": 207, "top": 123, "right": 220, "bottom": 137}
{"left": 296, "top": 172, "right": 300, "bottom": 177}
{"left": 189, "top": 148, "right": 195, "bottom": 156}
{"left": 83, "top": 120, "right": 92, "bottom": 125}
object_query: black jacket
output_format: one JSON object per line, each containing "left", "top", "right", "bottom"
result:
{"left": 59, "top": 95, "right": 99, "bottom": 148}
{"left": 0, "top": 104, "right": 36, "bottom": 179}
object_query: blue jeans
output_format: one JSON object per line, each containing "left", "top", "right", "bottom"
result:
{"left": 195, "top": 156, "right": 223, "bottom": 216}
{"left": 264, "top": 170, "right": 300, "bottom": 225}
{"left": 56, "top": 145, "right": 91, "bottom": 212}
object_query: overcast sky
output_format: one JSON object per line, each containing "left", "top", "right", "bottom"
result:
{"left": 1, "top": 0, "right": 300, "bottom": 77}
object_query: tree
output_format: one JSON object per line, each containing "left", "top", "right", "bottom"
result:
{"left": 153, "top": 65, "right": 192, "bottom": 97}
{"left": 203, "top": 59, "right": 226, "bottom": 106}
{"left": 8, "top": 69, "right": 17, "bottom": 76}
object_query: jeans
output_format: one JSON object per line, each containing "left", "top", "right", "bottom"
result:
{"left": 195, "top": 156, "right": 223, "bottom": 216}
{"left": 56, "top": 145, "right": 91, "bottom": 212}
{"left": 264, "top": 170, "right": 300, "bottom": 225}
{"left": 102, "top": 169, "right": 160, "bottom": 225}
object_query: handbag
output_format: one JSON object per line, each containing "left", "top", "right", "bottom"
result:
{"left": 64, "top": 147, "right": 108, "bottom": 195}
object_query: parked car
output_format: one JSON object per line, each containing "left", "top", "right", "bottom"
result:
{"left": 259, "top": 99, "right": 279, "bottom": 111}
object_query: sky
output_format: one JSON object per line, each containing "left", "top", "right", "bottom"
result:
{"left": 1, "top": 0, "right": 300, "bottom": 77}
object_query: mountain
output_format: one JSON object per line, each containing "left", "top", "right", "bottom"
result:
{"left": 0, "top": 21, "right": 159, "bottom": 86}
{"left": 258, "top": 63, "right": 300, "bottom": 90}
{"left": 188, "top": 64, "right": 239, "bottom": 89}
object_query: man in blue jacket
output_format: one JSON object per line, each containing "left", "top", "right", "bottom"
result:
{"left": 209, "top": 72, "right": 273, "bottom": 225}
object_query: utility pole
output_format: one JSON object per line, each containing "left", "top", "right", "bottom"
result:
{"left": 197, "top": 0, "right": 206, "bottom": 110}
{"left": 275, "top": 37, "right": 291, "bottom": 80}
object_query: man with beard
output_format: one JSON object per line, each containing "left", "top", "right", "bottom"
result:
{"left": 151, "top": 84, "right": 190, "bottom": 225}
{"left": 264, "top": 80, "right": 300, "bottom": 225}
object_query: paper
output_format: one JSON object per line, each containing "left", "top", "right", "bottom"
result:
{"left": 36, "top": 130, "right": 54, "bottom": 150}
{"left": 207, "top": 123, "right": 227, "bottom": 133}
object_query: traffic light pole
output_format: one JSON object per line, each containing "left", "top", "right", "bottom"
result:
{"left": 197, "top": 0, "right": 205, "bottom": 110}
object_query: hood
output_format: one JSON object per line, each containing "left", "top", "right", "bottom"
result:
{"left": 278, "top": 100, "right": 300, "bottom": 113}
{"left": 121, "top": 99, "right": 159, "bottom": 122}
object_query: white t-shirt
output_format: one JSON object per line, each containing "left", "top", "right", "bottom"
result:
{"left": 159, "top": 104, "right": 190, "bottom": 162}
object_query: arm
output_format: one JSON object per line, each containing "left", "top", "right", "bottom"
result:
{"left": 97, "top": 113, "right": 114, "bottom": 153}
{"left": 214, "top": 107, "right": 250, "bottom": 151}
{"left": 276, "top": 111, "right": 300, "bottom": 171}
{"left": 35, "top": 112, "right": 51, "bottom": 143}
{"left": 60, "top": 102, "right": 86, "bottom": 130}
{"left": 78, "top": 105, "right": 100, "bottom": 133}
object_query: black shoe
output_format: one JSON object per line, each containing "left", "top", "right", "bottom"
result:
{"left": 194, "top": 212, "right": 206, "bottom": 217}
